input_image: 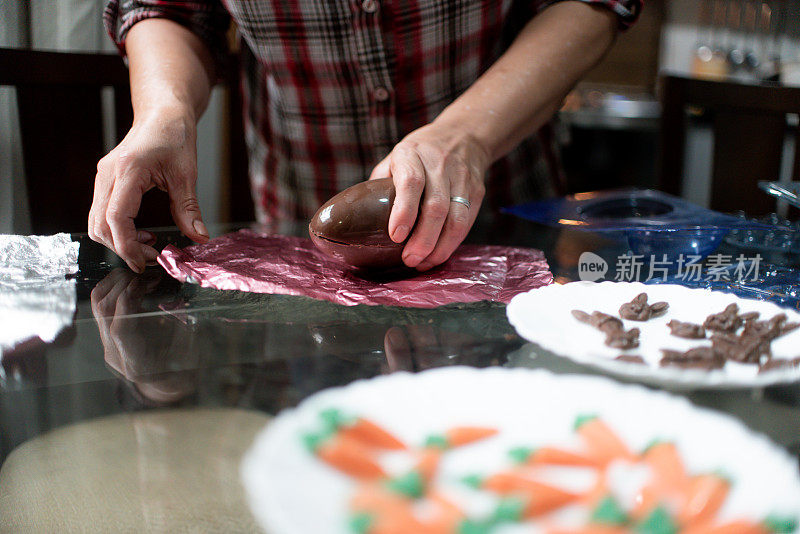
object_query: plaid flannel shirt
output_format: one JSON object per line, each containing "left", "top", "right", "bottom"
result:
{"left": 105, "top": 0, "right": 641, "bottom": 223}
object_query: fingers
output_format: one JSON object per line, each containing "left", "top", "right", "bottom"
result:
{"left": 88, "top": 156, "right": 117, "bottom": 252}
{"left": 403, "top": 325, "right": 441, "bottom": 369}
{"left": 137, "top": 230, "right": 156, "bottom": 247}
{"left": 387, "top": 149, "right": 426, "bottom": 245}
{"left": 90, "top": 114, "right": 203, "bottom": 273}
{"left": 91, "top": 268, "right": 164, "bottom": 374}
{"left": 90, "top": 268, "right": 131, "bottom": 318}
{"left": 107, "top": 277, "right": 148, "bottom": 362}
{"left": 383, "top": 326, "right": 414, "bottom": 372}
{"left": 383, "top": 325, "right": 472, "bottom": 371}
{"left": 378, "top": 129, "right": 486, "bottom": 271}
{"left": 91, "top": 270, "right": 129, "bottom": 367}
{"left": 387, "top": 147, "right": 446, "bottom": 267}
{"left": 415, "top": 176, "right": 484, "bottom": 271}
{"left": 167, "top": 176, "right": 209, "bottom": 245}
{"left": 401, "top": 176, "right": 450, "bottom": 268}
{"left": 396, "top": 154, "right": 482, "bottom": 271}
{"left": 90, "top": 153, "right": 201, "bottom": 273}
{"left": 115, "top": 275, "right": 148, "bottom": 317}
{"left": 90, "top": 156, "right": 160, "bottom": 272}
{"left": 105, "top": 167, "right": 154, "bottom": 273}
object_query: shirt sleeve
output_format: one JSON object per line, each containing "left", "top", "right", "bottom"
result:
{"left": 535, "top": 0, "right": 642, "bottom": 30}
{"left": 103, "top": 0, "right": 231, "bottom": 69}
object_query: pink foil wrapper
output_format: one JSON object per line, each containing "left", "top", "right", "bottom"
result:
{"left": 157, "top": 229, "right": 552, "bottom": 308}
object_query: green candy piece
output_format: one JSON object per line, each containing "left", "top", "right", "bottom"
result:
{"left": 349, "top": 512, "right": 373, "bottom": 534}
{"left": 458, "top": 519, "right": 492, "bottom": 534}
{"left": 764, "top": 515, "right": 798, "bottom": 533}
{"left": 491, "top": 497, "right": 525, "bottom": 523}
{"left": 461, "top": 474, "right": 484, "bottom": 489}
{"left": 508, "top": 446, "right": 535, "bottom": 464}
{"left": 320, "top": 408, "right": 354, "bottom": 432}
{"left": 573, "top": 413, "right": 598, "bottom": 431}
{"left": 635, "top": 506, "right": 677, "bottom": 534}
{"left": 302, "top": 432, "right": 325, "bottom": 453}
{"left": 458, "top": 498, "right": 525, "bottom": 534}
{"left": 301, "top": 422, "right": 338, "bottom": 453}
{"left": 386, "top": 471, "right": 425, "bottom": 499}
{"left": 424, "top": 434, "right": 450, "bottom": 450}
{"left": 591, "top": 495, "right": 629, "bottom": 525}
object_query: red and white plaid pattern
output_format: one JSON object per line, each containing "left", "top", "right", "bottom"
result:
{"left": 105, "top": 0, "right": 641, "bottom": 223}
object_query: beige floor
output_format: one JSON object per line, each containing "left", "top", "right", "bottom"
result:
{"left": 0, "top": 408, "right": 270, "bottom": 533}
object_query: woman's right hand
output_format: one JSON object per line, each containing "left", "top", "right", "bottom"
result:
{"left": 88, "top": 109, "right": 209, "bottom": 273}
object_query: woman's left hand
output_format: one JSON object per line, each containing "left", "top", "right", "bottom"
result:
{"left": 369, "top": 120, "right": 490, "bottom": 271}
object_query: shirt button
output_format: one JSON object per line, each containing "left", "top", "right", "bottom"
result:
{"left": 373, "top": 86, "right": 390, "bottom": 102}
{"left": 361, "top": 0, "right": 378, "bottom": 13}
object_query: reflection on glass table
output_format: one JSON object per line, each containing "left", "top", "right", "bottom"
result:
{"left": 91, "top": 268, "right": 200, "bottom": 406}
{"left": 1, "top": 219, "right": 799, "bottom": 531}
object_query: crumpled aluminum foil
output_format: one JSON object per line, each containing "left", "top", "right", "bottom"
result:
{"left": 157, "top": 229, "right": 552, "bottom": 308}
{"left": 0, "top": 233, "right": 79, "bottom": 356}
{"left": 0, "top": 233, "right": 79, "bottom": 280}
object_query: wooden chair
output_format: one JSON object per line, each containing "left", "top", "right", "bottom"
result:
{"left": 0, "top": 47, "right": 251, "bottom": 234}
{"left": 658, "top": 74, "right": 800, "bottom": 217}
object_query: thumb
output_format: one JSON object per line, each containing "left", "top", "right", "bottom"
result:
{"left": 168, "top": 181, "right": 209, "bottom": 243}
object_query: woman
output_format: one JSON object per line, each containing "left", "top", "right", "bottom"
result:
{"left": 91, "top": 0, "right": 640, "bottom": 273}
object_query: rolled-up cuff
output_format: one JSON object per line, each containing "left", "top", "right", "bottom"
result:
{"left": 536, "top": 0, "right": 642, "bottom": 29}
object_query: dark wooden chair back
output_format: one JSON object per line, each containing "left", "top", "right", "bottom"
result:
{"left": 0, "top": 47, "right": 251, "bottom": 234}
{"left": 658, "top": 74, "right": 800, "bottom": 216}
{"left": 220, "top": 49, "right": 253, "bottom": 224}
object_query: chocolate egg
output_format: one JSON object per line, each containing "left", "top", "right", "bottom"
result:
{"left": 309, "top": 178, "right": 406, "bottom": 269}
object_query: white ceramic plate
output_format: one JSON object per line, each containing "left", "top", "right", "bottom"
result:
{"left": 240, "top": 367, "right": 800, "bottom": 534}
{"left": 506, "top": 281, "right": 800, "bottom": 389}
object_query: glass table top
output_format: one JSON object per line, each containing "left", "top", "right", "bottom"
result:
{"left": 1, "top": 216, "right": 799, "bottom": 531}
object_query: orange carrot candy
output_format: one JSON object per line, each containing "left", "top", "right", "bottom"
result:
{"left": 419, "top": 491, "right": 465, "bottom": 534}
{"left": 351, "top": 486, "right": 465, "bottom": 534}
{"left": 481, "top": 472, "right": 580, "bottom": 516}
{"left": 424, "top": 426, "right": 498, "bottom": 450}
{"left": 642, "top": 441, "right": 689, "bottom": 494}
{"left": 574, "top": 415, "right": 637, "bottom": 466}
{"left": 581, "top": 476, "right": 611, "bottom": 509}
{"left": 304, "top": 430, "right": 387, "bottom": 480}
{"left": 680, "top": 520, "right": 771, "bottom": 534}
{"left": 320, "top": 408, "right": 406, "bottom": 450}
{"left": 627, "top": 441, "right": 690, "bottom": 519}
{"left": 349, "top": 487, "right": 422, "bottom": 534}
{"left": 508, "top": 445, "right": 599, "bottom": 468}
{"left": 681, "top": 515, "right": 797, "bottom": 534}
{"left": 351, "top": 485, "right": 414, "bottom": 516}
{"left": 677, "top": 473, "right": 731, "bottom": 525}
{"left": 546, "top": 527, "right": 628, "bottom": 534}
{"left": 628, "top": 484, "right": 662, "bottom": 520}
{"left": 414, "top": 447, "right": 442, "bottom": 484}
